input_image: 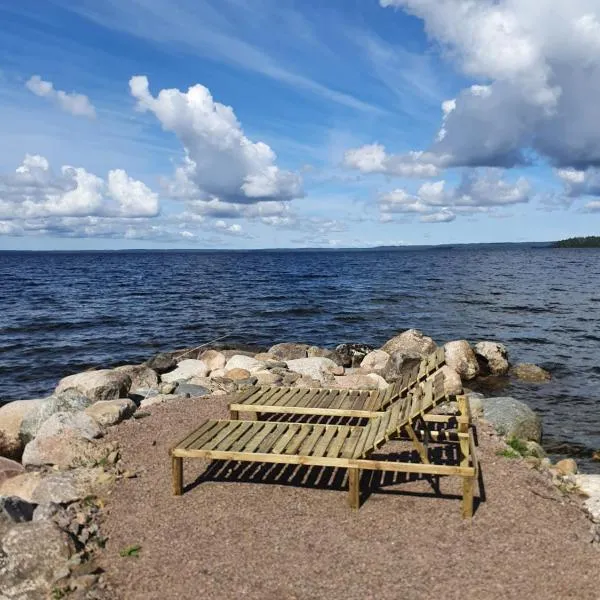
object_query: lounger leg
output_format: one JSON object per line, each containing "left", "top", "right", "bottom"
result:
{"left": 230, "top": 410, "right": 239, "bottom": 420}
{"left": 172, "top": 456, "right": 183, "bottom": 496}
{"left": 348, "top": 468, "right": 360, "bottom": 510}
{"left": 462, "top": 476, "right": 474, "bottom": 519}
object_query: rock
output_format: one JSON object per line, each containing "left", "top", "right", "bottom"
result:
{"left": 525, "top": 441, "right": 547, "bottom": 459}
{"left": 474, "top": 341, "right": 509, "bottom": 375}
{"left": 140, "top": 394, "right": 180, "bottom": 408}
{"left": 0, "top": 399, "right": 45, "bottom": 459}
{"left": 441, "top": 365, "right": 463, "bottom": 396}
{"left": 22, "top": 412, "right": 104, "bottom": 469}
{"left": 0, "top": 472, "right": 42, "bottom": 503}
{"left": 254, "top": 370, "right": 283, "bottom": 385}
{"left": 333, "top": 374, "right": 380, "bottom": 390}
{"left": 381, "top": 351, "right": 421, "bottom": 381}
{"left": 55, "top": 369, "right": 132, "bottom": 402}
{"left": 84, "top": 399, "right": 137, "bottom": 427}
{"left": 234, "top": 376, "right": 258, "bottom": 389}
{"left": 30, "top": 468, "right": 109, "bottom": 505}
{"left": 199, "top": 349, "right": 226, "bottom": 372}
{"left": 32, "top": 503, "right": 62, "bottom": 522}
{"left": 443, "top": 340, "right": 479, "bottom": 380}
{"left": 380, "top": 329, "right": 436, "bottom": 358}
{"left": 208, "top": 377, "right": 238, "bottom": 394}
{"left": 360, "top": 350, "right": 391, "bottom": 376}
{"left": 160, "top": 359, "right": 210, "bottom": 383}
{"left": 0, "top": 496, "right": 34, "bottom": 524}
{"left": 334, "top": 343, "right": 374, "bottom": 368}
{"left": 481, "top": 396, "right": 542, "bottom": 442}
{"left": 0, "top": 458, "right": 24, "bottom": 486}
{"left": 365, "top": 373, "right": 389, "bottom": 390}
{"left": 226, "top": 368, "right": 252, "bottom": 381}
{"left": 20, "top": 391, "right": 94, "bottom": 445}
{"left": 512, "top": 363, "right": 551, "bottom": 383}
{"left": 0, "top": 520, "right": 75, "bottom": 599}
{"left": 306, "top": 346, "right": 336, "bottom": 360}
{"left": 209, "top": 368, "right": 226, "bottom": 379}
{"left": 285, "top": 357, "right": 338, "bottom": 384}
{"left": 292, "top": 375, "right": 323, "bottom": 388}
{"left": 268, "top": 343, "right": 310, "bottom": 360}
{"left": 173, "top": 383, "right": 210, "bottom": 397}
{"left": 144, "top": 352, "right": 177, "bottom": 374}
{"left": 159, "top": 382, "right": 177, "bottom": 395}
{"left": 224, "top": 355, "right": 265, "bottom": 373}
{"left": 575, "top": 474, "right": 600, "bottom": 523}
{"left": 254, "top": 352, "right": 276, "bottom": 361}
{"left": 465, "top": 392, "right": 484, "bottom": 417}
{"left": 114, "top": 364, "right": 159, "bottom": 391}
{"left": 556, "top": 458, "right": 578, "bottom": 476}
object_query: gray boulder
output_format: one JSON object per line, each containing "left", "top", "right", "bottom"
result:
{"left": 161, "top": 359, "right": 209, "bottom": 383}
{"left": 334, "top": 343, "right": 374, "bottom": 368}
{"left": 286, "top": 357, "right": 338, "bottom": 384}
{"left": 115, "top": 364, "right": 159, "bottom": 391}
{"left": 20, "top": 391, "right": 94, "bottom": 445}
{"left": 0, "top": 496, "right": 34, "bottom": 524}
{"left": 173, "top": 383, "right": 210, "bottom": 398}
{"left": 360, "top": 350, "right": 391, "bottom": 376}
{"left": 444, "top": 340, "right": 479, "bottom": 380}
{"left": 145, "top": 352, "right": 177, "bottom": 374}
{"left": 441, "top": 366, "right": 463, "bottom": 396}
{"left": 380, "top": 329, "right": 436, "bottom": 358}
{"left": 0, "top": 472, "right": 42, "bottom": 504}
{"left": 0, "top": 399, "right": 45, "bottom": 460}
{"left": 30, "top": 468, "right": 109, "bottom": 505}
{"left": 482, "top": 396, "right": 542, "bottom": 442}
{"left": 0, "top": 458, "right": 24, "bottom": 487}
{"left": 474, "top": 341, "right": 509, "bottom": 375}
{"left": 511, "top": 363, "right": 551, "bottom": 383}
{"left": 224, "top": 355, "right": 265, "bottom": 373}
{"left": 84, "top": 398, "right": 137, "bottom": 427}
{"left": 0, "top": 520, "right": 74, "bottom": 600}
{"left": 199, "top": 349, "right": 227, "bottom": 372}
{"left": 55, "top": 369, "right": 131, "bottom": 402}
{"left": 382, "top": 351, "right": 421, "bottom": 381}
{"left": 268, "top": 343, "right": 310, "bottom": 360}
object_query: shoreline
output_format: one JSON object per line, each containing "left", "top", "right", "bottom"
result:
{"left": 1, "top": 330, "right": 599, "bottom": 598}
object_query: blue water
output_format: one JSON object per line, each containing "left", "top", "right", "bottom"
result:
{"left": 1, "top": 248, "right": 599, "bottom": 469}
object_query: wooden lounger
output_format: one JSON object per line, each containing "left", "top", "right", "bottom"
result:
{"left": 171, "top": 371, "right": 479, "bottom": 518}
{"left": 229, "top": 347, "right": 446, "bottom": 420}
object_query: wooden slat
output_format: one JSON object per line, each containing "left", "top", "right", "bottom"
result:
{"left": 341, "top": 425, "right": 364, "bottom": 458}
{"left": 271, "top": 424, "right": 301, "bottom": 454}
{"left": 229, "top": 422, "right": 267, "bottom": 452}
{"left": 203, "top": 422, "right": 245, "bottom": 451}
{"left": 295, "top": 387, "right": 322, "bottom": 408}
{"left": 310, "top": 426, "right": 338, "bottom": 457}
{"left": 352, "top": 420, "right": 375, "bottom": 458}
{"left": 235, "top": 386, "right": 265, "bottom": 405}
{"left": 279, "top": 387, "right": 309, "bottom": 407}
{"left": 255, "top": 423, "right": 287, "bottom": 453}
{"left": 214, "top": 421, "right": 255, "bottom": 451}
{"left": 245, "top": 386, "right": 280, "bottom": 406}
{"left": 268, "top": 387, "right": 298, "bottom": 406}
{"left": 298, "top": 425, "right": 325, "bottom": 455}
{"left": 326, "top": 426, "right": 352, "bottom": 458}
{"left": 340, "top": 390, "right": 358, "bottom": 410}
{"left": 174, "top": 420, "right": 217, "bottom": 450}
{"left": 330, "top": 389, "right": 350, "bottom": 410}
{"left": 188, "top": 421, "right": 230, "bottom": 450}
{"left": 283, "top": 424, "right": 313, "bottom": 454}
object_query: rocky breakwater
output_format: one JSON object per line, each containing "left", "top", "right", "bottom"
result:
{"left": 1, "top": 329, "right": 598, "bottom": 598}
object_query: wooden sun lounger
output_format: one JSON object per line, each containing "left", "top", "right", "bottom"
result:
{"left": 170, "top": 370, "right": 479, "bottom": 518}
{"left": 229, "top": 347, "right": 446, "bottom": 420}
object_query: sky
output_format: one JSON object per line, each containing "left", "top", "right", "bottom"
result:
{"left": 1, "top": 0, "right": 600, "bottom": 250}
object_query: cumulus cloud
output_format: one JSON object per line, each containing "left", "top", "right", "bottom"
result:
{"left": 374, "top": 1, "right": 600, "bottom": 170}
{"left": 129, "top": 75, "right": 303, "bottom": 203}
{"left": 0, "top": 154, "right": 159, "bottom": 220}
{"left": 25, "top": 75, "right": 97, "bottom": 119}
{"left": 380, "top": 169, "right": 531, "bottom": 222}
{"left": 556, "top": 167, "right": 600, "bottom": 197}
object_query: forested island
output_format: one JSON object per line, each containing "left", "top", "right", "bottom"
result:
{"left": 554, "top": 236, "right": 600, "bottom": 248}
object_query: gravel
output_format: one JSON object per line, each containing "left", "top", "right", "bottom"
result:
{"left": 97, "top": 395, "right": 600, "bottom": 600}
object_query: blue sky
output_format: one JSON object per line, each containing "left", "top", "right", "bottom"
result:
{"left": 0, "top": 0, "right": 599, "bottom": 249}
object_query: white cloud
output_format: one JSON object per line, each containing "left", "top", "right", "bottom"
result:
{"left": 343, "top": 143, "right": 444, "bottom": 177}
{"left": 25, "top": 75, "right": 97, "bottom": 119}
{"left": 378, "top": 1, "right": 600, "bottom": 170}
{"left": 556, "top": 167, "right": 600, "bottom": 197}
{"left": 0, "top": 154, "right": 159, "bottom": 220}
{"left": 584, "top": 200, "right": 600, "bottom": 212}
{"left": 379, "top": 169, "right": 531, "bottom": 222}
{"left": 129, "top": 76, "right": 303, "bottom": 204}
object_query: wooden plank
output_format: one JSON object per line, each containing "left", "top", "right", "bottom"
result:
{"left": 245, "top": 386, "right": 280, "bottom": 406}
{"left": 294, "top": 387, "right": 322, "bottom": 408}
{"left": 279, "top": 387, "right": 310, "bottom": 407}
{"left": 310, "top": 426, "right": 338, "bottom": 457}
{"left": 271, "top": 424, "right": 301, "bottom": 454}
{"left": 172, "top": 456, "right": 183, "bottom": 495}
{"left": 269, "top": 387, "right": 299, "bottom": 406}
{"left": 340, "top": 390, "right": 359, "bottom": 411}
{"left": 373, "top": 410, "right": 392, "bottom": 445}
{"left": 341, "top": 425, "right": 364, "bottom": 458}
{"left": 283, "top": 424, "right": 313, "bottom": 455}
{"left": 330, "top": 389, "right": 350, "bottom": 410}
{"left": 315, "top": 389, "right": 336, "bottom": 409}
{"left": 213, "top": 421, "right": 255, "bottom": 452}
{"left": 326, "top": 426, "right": 352, "bottom": 458}
{"left": 348, "top": 468, "right": 360, "bottom": 509}
{"left": 174, "top": 420, "right": 218, "bottom": 450}
{"left": 229, "top": 422, "right": 267, "bottom": 452}
{"left": 188, "top": 421, "right": 230, "bottom": 450}
{"left": 255, "top": 423, "right": 287, "bottom": 453}
{"left": 203, "top": 422, "right": 245, "bottom": 451}
{"left": 230, "top": 403, "right": 384, "bottom": 419}
{"left": 405, "top": 423, "right": 430, "bottom": 464}
{"left": 234, "top": 386, "right": 265, "bottom": 405}
{"left": 298, "top": 425, "right": 325, "bottom": 456}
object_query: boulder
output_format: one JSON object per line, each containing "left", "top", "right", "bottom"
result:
{"left": 55, "top": 369, "right": 131, "bottom": 402}
{"left": 0, "top": 496, "right": 34, "bottom": 524}
{"left": 140, "top": 394, "right": 180, "bottom": 408}
{"left": 254, "top": 352, "right": 276, "bottom": 361}
{"left": 292, "top": 375, "right": 323, "bottom": 388}
{"left": 555, "top": 458, "right": 578, "bottom": 476}
{"left": 0, "top": 472, "right": 42, "bottom": 504}
{"left": 268, "top": 343, "right": 310, "bottom": 360}
{"left": 380, "top": 329, "right": 436, "bottom": 358}
{"left": 84, "top": 398, "right": 137, "bottom": 427}
{"left": 209, "top": 368, "right": 227, "bottom": 379}
{"left": 254, "top": 370, "right": 283, "bottom": 385}
{"left": 465, "top": 392, "right": 484, "bottom": 418}
{"left": 481, "top": 396, "right": 542, "bottom": 442}
{"left": 443, "top": 340, "right": 479, "bottom": 380}
{"left": 334, "top": 343, "right": 374, "bottom": 368}
{"left": 226, "top": 368, "right": 252, "bottom": 381}
{"left": 20, "top": 391, "right": 93, "bottom": 445}
{"left": 365, "top": 373, "right": 389, "bottom": 390}
{"left": 224, "top": 355, "right": 265, "bottom": 373}
{"left": 333, "top": 374, "right": 380, "bottom": 390}
{"left": 441, "top": 366, "right": 463, "bottom": 396}
{"left": 306, "top": 346, "right": 336, "bottom": 360}
{"left": 0, "top": 399, "right": 44, "bottom": 459}
{"left": 575, "top": 474, "right": 600, "bottom": 523}
{"left": 381, "top": 351, "right": 421, "bottom": 381}
{"left": 173, "top": 383, "right": 210, "bottom": 397}
{"left": 31, "top": 468, "right": 109, "bottom": 505}
{"left": 0, "top": 520, "right": 75, "bottom": 599}
{"left": 474, "top": 341, "right": 509, "bottom": 375}
{"left": 145, "top": 352, "right": 177, "bottom": 374}
{"left": 199, "top": 349, "right": 226, "bottom": 372}
{"left": 0, "top": 458, "right": 24, "bottom": 486}
{"left": 360, "top": 350, "right": 391, "bottom": 376}
{"left": 285, "top": 357, "right": 338, "bottom": 384}
{"left": 160, "top": 359, "right": 209, "bottom": 383}
{"left": 115, "top": 364, "right": 159, "bottom": 391}
{"left": 22, "top": 412, "right": 104, "bottom": 469}
{"left": 525, "top": 441, "right": 547, "bottom": 459}
{"left": 512, "top": 363, "right": 551, "bottom": 383}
